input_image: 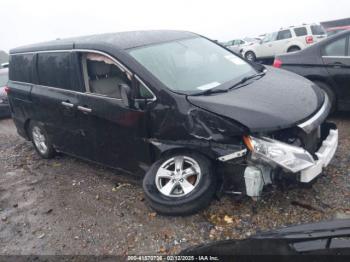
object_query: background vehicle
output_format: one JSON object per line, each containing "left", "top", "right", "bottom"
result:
{"left": 181, "top": 219, "right": 350, "bottom": 257}
{"left": 222, "top": 39, "right": 249, "bottom": 54}
{"left": 0, "top": 50, "right": 9, "bottom": 66}
{"left": 0, "top": 68, "right": 10, "bottom": 118}
{"left": 242, "top": 24, "right": 326, "bottom": 62}
{"left": 273, "top": 30, "right": 350, "bottom": 112}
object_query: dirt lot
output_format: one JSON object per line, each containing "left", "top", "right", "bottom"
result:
{"left": 0, "top": 115, "right": 349, "bottom": 255}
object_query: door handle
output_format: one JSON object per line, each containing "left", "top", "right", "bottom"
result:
{"left": 61, "top": 101, "right": 74, "bottom": 108}
{"left": 77, "top": 105, "right": 92, "bottom": 113}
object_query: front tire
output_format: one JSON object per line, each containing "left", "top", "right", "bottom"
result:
{"left": 245, "top": 51, "right": 256, "bottom": 62}
{"left": 29, "top": 121, "right": 56, "bottom": 159}
{"left": 143, "top": 152, "right": 216, "bottom": 216}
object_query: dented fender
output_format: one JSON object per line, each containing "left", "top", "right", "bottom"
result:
{"left": 146, "top": 105, "right": 248, "bottom": 161}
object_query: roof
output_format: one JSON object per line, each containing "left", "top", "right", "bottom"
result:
{"left": 321, "top": 17, "right": 350, "bottom": 29}
{"left": 10, "top": 30, "right": 197, "bottom": 54}
{"left": 279, "top": 23, "right": 320, "bottom": 30}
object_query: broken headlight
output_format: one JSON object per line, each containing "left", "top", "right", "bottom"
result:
{"left": 244, "top": 136, "right": 315, "bottom": 173}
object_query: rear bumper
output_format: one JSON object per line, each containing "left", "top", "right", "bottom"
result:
{"left": 300, "top": 128, "right": 338, "bottom": 182}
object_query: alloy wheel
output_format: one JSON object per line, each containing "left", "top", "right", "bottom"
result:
{"left": 155, "top": 156, "right": 201, "bottom": 197}
{"left": 32, "top": 126, "right": 48, "bottom": 154}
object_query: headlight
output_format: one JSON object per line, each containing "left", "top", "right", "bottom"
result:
{"left": 244, "top": 136, "right": 315, "bottom": 173}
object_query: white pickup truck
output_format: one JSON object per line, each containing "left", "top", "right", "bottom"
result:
{"left": 241, "top": 24, "right": 326, "bottom": 62}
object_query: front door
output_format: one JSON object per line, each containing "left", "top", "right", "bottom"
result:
{"left": 322, "top": 35, "right": 350, "bottom": 109}
{"left": 75, "top": 52, "right": 154, "bottom": 174}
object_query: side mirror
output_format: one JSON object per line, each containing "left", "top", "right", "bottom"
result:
{"left": 119, "top": 83, "right": 133, "bottom": 108}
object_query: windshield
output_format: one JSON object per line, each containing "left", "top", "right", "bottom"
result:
{"left": 0, "top": 72, "right": 8, "bottom": 87}
{"left": 128, "top": 37, "right": 255, "bottom": 94}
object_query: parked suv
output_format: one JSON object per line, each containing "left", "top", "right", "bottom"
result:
{"left": 242, "top": 24, "right": 326, "bottom": 62}
{"left": 7, "top": 30, "right": 338, "bottom": 216}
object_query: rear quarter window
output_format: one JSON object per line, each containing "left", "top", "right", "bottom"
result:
{"left": 311, "top": 25, "right": 326, "bottom": 35}
{"left": 277, "top": 30, "right": 292, "bottom": 40}
{"left": 9, "top": 54, "right": 35, "bottom": 83}
{"left": 294, "top": 27, "right": 307, "bottom": 36}
{"left": 323, "top": 37, "right": 347, "bottom": 56}
{"left": 37, "top": 52, "right": 82, "bottom": 91}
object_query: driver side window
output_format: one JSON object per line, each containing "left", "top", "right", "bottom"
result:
{"left": 83, "top": 53, "right": 131, "bottom": 99}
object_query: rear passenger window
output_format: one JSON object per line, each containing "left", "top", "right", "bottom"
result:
{"left": 37, "top": 52, "right": 81, "bottom": 91}
{"left": 84, "top": 53, "right": 131, "bottom": 99}
{"left": 277, "top": 30, "right": 292, "bottom": 40}
{"left": 323, "top": 37, "right": 347, "bottom": 56}
{"left": 9, "top": 54, "right": 35, "bottom": 83}
{"left": 294, "top": 27, "right": 307, "bottom": 36}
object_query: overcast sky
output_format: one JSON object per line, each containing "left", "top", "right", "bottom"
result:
{"left": 0, "top": 0, "right": 349, "bottom": 52}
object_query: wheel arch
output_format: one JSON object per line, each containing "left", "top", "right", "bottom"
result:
{"left": 152, "top": 144, "right": 218, "bottom": 163}
{"left": 307, "top": 76, "right": 338, "bottom": 97}
{"left": 309, "top": 77, "right": 338, "bottom": 109}
{"left": 287, "top": 45, "right": 302, "bottom": 52}
{"left": 23, "top": 118, "right": 32, "bottom": 140}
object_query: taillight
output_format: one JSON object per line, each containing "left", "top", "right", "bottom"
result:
{"left": 273, "top": 58, "right": 282, "bottom": 68}
{"left": 4, "top": 86, "right": 10, "bottom": 94}
{"left": 305, "top": 36, "right": 314, "bottom": 44}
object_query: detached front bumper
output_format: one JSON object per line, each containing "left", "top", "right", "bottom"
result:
{"left": 300, "top": 128, "right": 338, "bottom": 182}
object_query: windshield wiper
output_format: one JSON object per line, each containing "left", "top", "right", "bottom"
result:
{"left": 193, "top": 71, "right": 265, "bottom": 96}
{"left": 193, "top": 87, "right": 229, "bottom": 96}
{"left": 228, "top": 71, "right": 265, "bottom": 91}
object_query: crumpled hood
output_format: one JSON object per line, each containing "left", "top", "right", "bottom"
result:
{"left": 188, "top": 67, "right": 325, "bottom": 133}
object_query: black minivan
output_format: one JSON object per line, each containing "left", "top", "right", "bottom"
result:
{"left": 7, "top": 30, "right": 338, "bottom": 215}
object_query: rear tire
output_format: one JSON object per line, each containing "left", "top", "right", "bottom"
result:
{"left": 313, "top": 81, "right": 336, "bottom": 113}
{"left": 245, "top": 51, "right": 256, "bottom": 62}
{"left": 143, "top": 152, "right": 216, "bottom": 216}
{"left": 29, "top": 121, "right": 56, "bottom": 159}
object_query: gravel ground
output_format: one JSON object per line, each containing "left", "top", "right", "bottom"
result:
{"left": 0, "top": 115, "right": 349, "bottom": 255}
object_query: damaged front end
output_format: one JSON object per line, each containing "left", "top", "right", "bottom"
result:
{"left": 241, "top": 122, "right": 338, "bottom": 198}
{"left": 149, "top": 89, "right": 337, "bottom": 201}
{"left": 235, "top": 94, "right": 338, "bottom": 199}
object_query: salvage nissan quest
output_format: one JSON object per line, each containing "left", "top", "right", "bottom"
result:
{"left": 7, "top": 30, "right": 338, "bottom": 215}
